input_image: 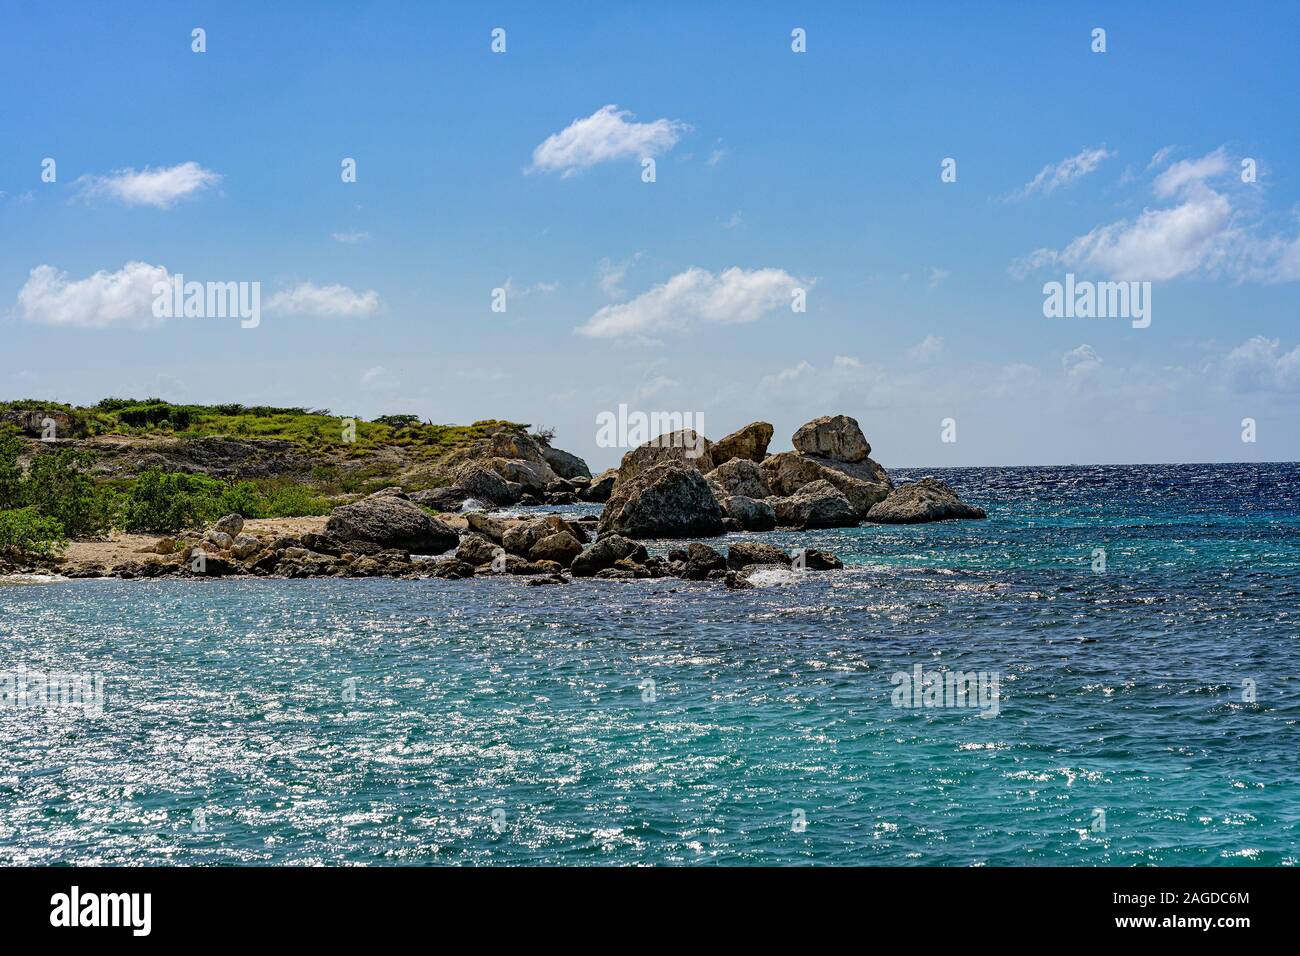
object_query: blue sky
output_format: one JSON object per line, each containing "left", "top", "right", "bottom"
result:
{"left": 3, "top": 1, "right": 1298, "bottom": 469}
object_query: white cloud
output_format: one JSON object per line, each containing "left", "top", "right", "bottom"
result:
{"left": 575, "top": 266, "right": 803, "bottom": 338}
{"left": 529, "top": 105, "right": 687, "bottom": 177}
{"left": 1147, "top": 145, "right": 1176, "bottom": 170}
{"left": 634, "top": 374, "right": 680, "bottom": 400}
{"left": 14, "top": 261, "right": 169, "bottom": 328}
{"left": 597, "top": 254, "right": 640, "bottom": 299}
{"left": 1012, "top": 146, "right": 1114, "bottom": 199}
{"left": 927, "top": 267, "right": 949, "bottom": 288}
{"left": 1063, "top": 344, "right": 1103, "bottom": 380}
{"left": 833, "top": 355, "right": 862, "bottom": 369}
{"left": 360, "top": 365, "right": 400, "bottom": 392}
{"left": 266, "top": 282, "right": 380, "bottom": 317}
{"left": 1222, "top": 336, "right": 1300, "bottom": 392}
{"left": 1046, "top": 187, "right": 1236, "bottom": 281}
{"left": 76, "top": 161, "right": 220, "bottom": 208}
{"left": 761, "top": 360, "right": 815, "bottom": 387}
{"left": 332, "top": 231, "right": 370, "bottom": 243}
{"left": 1153, "top": 146, "right": 1230, "bottom": 198}
{"left": 907, "top": 335, "right": 945, "bottom": 362}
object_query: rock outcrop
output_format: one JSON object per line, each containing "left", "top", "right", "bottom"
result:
{"left": 792, "top": 414, "right": 872, "bottom": 462}
{"left": 598, "top": 462, "right": 725, "bottom": 539}
{"left": 570, "top": 534, "right": 648, "bottom": 576}
{"left": 613, "top": 429, "right": 715, "bottom": 487}
{"left": 865, "top": 477, "right": 988, "bottom": 523}
{"left": 706, "top": 458, "right": 771, "bottom": 499}
{"left": 711, "top": 421, "right": 773, "bottom": 465}
{"left": 721, "top": 495, "right": 776, "bottom": 531}
{"left": 325, "top": 492, "right": 459, "bottom": 554}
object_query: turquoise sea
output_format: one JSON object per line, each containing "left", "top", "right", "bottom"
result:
{"left": 2, "top": 463, "right": 1297, "bottom": 865}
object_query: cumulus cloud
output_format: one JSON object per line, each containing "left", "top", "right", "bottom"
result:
{"left": 907, "top": 335, "right": 945, "bottom": 362}
{"left": 1222, "top": 336, "right": 1300, "bottom": 392}
{"left": 265, "top": 282, "right": 380, "bottom": 317}
{"left": 14, "top": 261, "right": 169, "bottom": 328}
{"left": 1063, "top": 344, "right": 1103, "bottom": 380}
{"left": 529, "top": 105, "right": 687, "bottom": 176}
{"left": 1012, "top": 147, "right": 1300, "bottom": 283}
{"left": 76, "top": 162, "right": 220, "bottom": 208}
{"left": 575, "top": 266, "right": 803, "bottom": 339}
{"left": 1011, "top": 146, "right": 1114, "bottom": 199}
{"left": 1153, "top": 146, "right": 1231, "bottom": 198}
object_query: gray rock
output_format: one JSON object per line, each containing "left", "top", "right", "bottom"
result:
{"left": 865, "top": 477, "right": 988, "bottom": 524}
{"left": 770, "top": 480, "right": 859, "bottom": 529}
{"left": 454, "top": 463, "right": 518, "bottom": 505}
{"left": 326, "top": 495, "right": 459, "bottom": 554}
{"left": 791, "top": 414, "right": 872, "bottom": 462}
{"left": 211, "top": 514, "right": 244, "bottom": 538}
{"left": 410, "top": 487, "right": 470, "bottom": 511}
{"left": 540, "top": 445, "right": 592, "bottom": 479}
{"left": 529, "top": 531, "right": 584, "bottom": 566}
{"left": 680, "top": 542, "right": 727, "bottom": 580}
{"left": 205, "top": 531, "right": 234, "bottom": 551}
{"left": 761, "top": 450, "right": 890, "bottom": 516}
{"left": 613, "top": 429, "right": 715, "bottom": 487}
{"left": 230, "top": 533, "right": 262, "bottom": 560}
{"left": 598, "top": 462, "right": 725, "bottom": 539}
{"left": 502, "top": 518, "right": 555, "bottom": 555}
{"left": 581, "top": 469, "right": 618, "bottom": 503}
{"left": 726, "top": 541, "right": 791, "bottom": 571}
{"left": 705, "top": 458, "right": 772, "bottom": 499}
{"left": 721, "top": 495, "right": 777, "bottom": 532}
{"left": 570, "top": 534, "right": 648, "bottom": 577}
{"left": 456, "top": 532, "right": 503, "bottom": 566}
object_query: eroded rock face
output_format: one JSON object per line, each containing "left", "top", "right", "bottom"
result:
{"left": 770, "top": 480, "right": 859, "bottom": 529}
{"left": 326, "top": 493, "right": 459, "bottom": 554}
{"left": 865, "top": 477, "right": 987, "bottom": 524}
{"left": 711, "top": 421, "right": 773, "bottom": 465}
{"left": 454, "top": 463, "right": 517, "bottom": 506}
{"left": 487, "top": 457, "right": 557, "bottom": 494}
{"left": 792, "top": 415, "right": 871, "bottom": 462}
{"left": 706, "top": 459, "right": 772, "bottom": 499}
{"left": 582, "top": 470, "right": 617, "bottom": 503}
{"left": 598, "top": 462, "right": 725, "bottom": 539}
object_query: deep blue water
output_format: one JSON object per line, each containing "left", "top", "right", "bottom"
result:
{"left": 2, "top": 463, "right": 1297, "bottom": 865}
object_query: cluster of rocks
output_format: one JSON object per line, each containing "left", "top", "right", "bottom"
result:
{"left": 47, "top": 488, "right": 844, "bottom": 587}
{"left": 411, "top": 427, "right": 611, "bottom": 511}
{"left": 596, "top": 414, "right": 985, "bottom": 539}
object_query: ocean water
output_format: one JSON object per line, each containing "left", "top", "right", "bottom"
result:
{"left": 1, "top": 463, "right": 1297, "bottom": 866}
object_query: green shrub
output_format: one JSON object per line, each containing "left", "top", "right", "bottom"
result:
{"left": 22, "top": 449, "right": 115, "bottom": 538}
{"left": 0, "top": 427, "right": 23, "bottom": 511}
{"left": 0, "top": 508, "right": 67, "bottom": 557}
{"left": 123, "top": 470, "right": 225, "bottom": 533}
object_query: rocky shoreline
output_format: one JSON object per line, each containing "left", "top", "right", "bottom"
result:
{"left": 2, "top": 414, "right": 985, "bottom": 585}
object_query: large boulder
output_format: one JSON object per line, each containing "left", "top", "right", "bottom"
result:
{"left": 792, "top": 415, "right": 872, "bottom": 462}
{"left": 211, "top": 514, "right": 245, "bottom": 538}
{"left": 456, "top": 532, "right": 503, "bottom": 566}
{"left": 581, "top": 469, "right": 617, "bottom": 503}
{"left": 502, "top": 518, "right": 556, "bottom": 555}
{"left": 454, "top": 463, "right": 518, "bottom": 505}
{"left": 570, "top": 534, "right": 648, "bottom": 576}
{"left": 865, "top": 477, "right": 987, "bottom": 524}
{"left": 598, "top": 462, "right": 725, "bottom": 539}
{"left": 770, "top": 480, "right": 859, "bottom": 529}
{"left": 705, "top": 458, "right": 771, "bottom": 499}
{"left": 761, "top": 451, "right": 890, "bottom": 517}
{"left": 614, "top": 429, "right": 715, "bottom": 487}
{"left": 679, "top": 542, "right": 727, "bottom": 580}
{"left": 486, "top": 457, "right": 557, "bottom": 494}
{"left": 540, "top": 445, "right": 591, "bottom": 480}
{"left": 529, "top": 531, "right": 584, "bottom": 566}
{"left": 410, "top": 487, "right": 471, "bottom": 511}
{"left": 326, "top": 494, "right": 459, "bottom": 554}
{"left": 711, "top": 421, "right": 773, "bottom": 465}
{"left": 721, "top": 495, "right": 776, "bottom": 532}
